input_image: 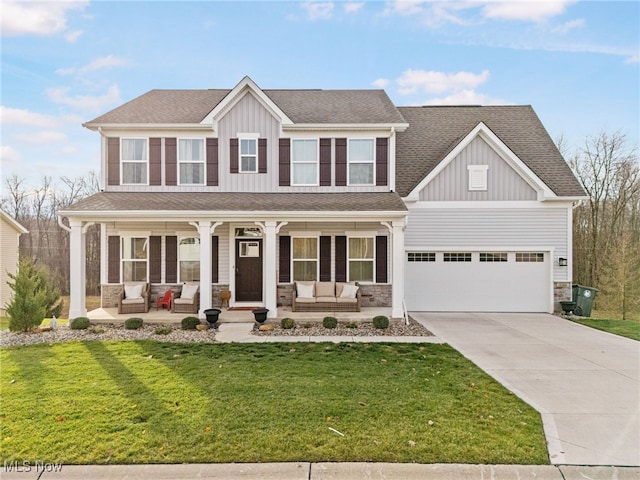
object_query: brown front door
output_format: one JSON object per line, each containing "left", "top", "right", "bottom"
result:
{"left": 235, "top": 239, "right": 263, "bottom": 302}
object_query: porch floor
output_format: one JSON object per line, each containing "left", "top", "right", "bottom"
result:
{"left": 86, "top": 306, "right": 395, "bottom": 325}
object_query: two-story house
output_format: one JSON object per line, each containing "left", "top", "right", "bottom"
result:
{"left": 59, "top": 76, "right": 586, "bottom": 320}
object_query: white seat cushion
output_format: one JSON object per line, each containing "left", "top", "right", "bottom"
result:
{"left": 295, "top": 297, "right": 316, "bottom": 304}
{"left": 316, "top": 296, "right": 337, "bottom": 303}
{"left": 122, "top": 298, "right": 144, "bottom": 305}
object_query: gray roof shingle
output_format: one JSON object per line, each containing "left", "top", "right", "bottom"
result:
{"left": 395, "top": 106, "right": 586, "bottom": 198}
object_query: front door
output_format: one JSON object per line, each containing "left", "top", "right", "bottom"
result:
{"left": 235, "top": 239, "right": 263, "bottom": 302}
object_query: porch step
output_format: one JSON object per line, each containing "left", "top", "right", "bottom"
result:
{"left": 217, "top": 322, "right": 254, "bottom": 333}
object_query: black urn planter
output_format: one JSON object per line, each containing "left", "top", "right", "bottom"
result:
{"left": 203, "top": 308, "right": 222, "bottom": 329}
{"left": 252, "top": 308, "right": 269, "bottom": 324}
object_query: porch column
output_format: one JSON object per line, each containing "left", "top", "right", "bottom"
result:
{"left": 68, "top": 219, "right": 86, "bottom": 319}
{"left": 198, "top": 221, "right": 212, "bottom": 316}
{"left": 391, "top": 220, "right": 405, "bottom": 319}
{"left": 263, "top": 221, "right": 278, "bottom": 318}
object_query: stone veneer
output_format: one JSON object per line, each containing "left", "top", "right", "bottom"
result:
{"left": 554, "top": 281, "right": 572, "bottom": 312}
{"left": 101, "top": 284, "right": 231, "bottom": 308}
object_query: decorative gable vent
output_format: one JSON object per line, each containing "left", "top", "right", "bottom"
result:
{"left": 467, "top": 165, "right": 488, "bottom": 191}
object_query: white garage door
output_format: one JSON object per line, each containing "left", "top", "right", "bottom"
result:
{"left": 405, "top": 251, "right": 550, "bottom": 312}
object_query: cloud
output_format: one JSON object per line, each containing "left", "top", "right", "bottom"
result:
{"left": 301, "top": 1, "right": 334, "bottom": 20}
{"left": 65, "top": 30, "right": 84, "bottom": 43}
{"left": 344, "top": 2, "right": 365, "bottom": 14}
{"left": 14, "top": 131, "right": 68, "bottom": 144}
{"left": 0, "top": 0, "right": 88, "bottom": 37}
{"left": 396, "top": 69, "right": 490, "bottom": 95}
{"left": 424, "top": 89, "right": 507, "bottom": 106}
{"left": 0, "top": 106, "right": 59, "bottom": 128}
{"left": 46, "top": 84, "right": 122, "bottom": 112}
{"left": 56, "top": 55, "right": 131, "bottom": 76}
{"left": 0, "top": 146, "right": 22, "bottom": 165}
{"left": 371, "top": 78, "right": 390, "bottom": 88}
{"left": 482, "top": 1, "right": 576, "bottom": 22}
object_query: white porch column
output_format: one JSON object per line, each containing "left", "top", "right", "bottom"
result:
{"left": 391, "top": 220, "right": 405, "bottom": 319}
{"left": 198, "top": 221, "right": 212, "bottom": 316}
{"left": 263, "top": 221, "right": 278, "bottom": 318}
{"left": 68, "top": 219, "right": 86, "bottom": 319}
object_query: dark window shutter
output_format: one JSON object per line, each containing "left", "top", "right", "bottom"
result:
{"left": 165, "top": 236, "right": 177, "bottom": 283}
{"left": 375, "top": 236, "right": 388, "bottom": 283}
{"left": 258, "top": 138, "right": 267, "bottom": 174}
{"left": 335, "top": 236, "right": 347, "bottom": 282}
{"left": 165, "top": 138, "right": 177, "bottom": 186}
{"left": 107, "top": 138, "right": 120, "bottom": 186}
{"left": 320, "top": 138, "right": 331, "bottom": 186}
{"left": 230, "top": 138, "right": 239, "bottom": 174}
{"left": 335, "top": 138, "right": 347, "bottom": 186}
{"left": 376, "top": 137, "right": 388, "bottom": 187}
{"left": 149, "top": 138, "right": 162, "bottom": 186}
{"left": 279, "top": 235, "right": 291, "bottom": 283}
{"left": 149, "top": 236, "right": 161, "bottom": 282}
{"left": 319, "top": 236, "right": 331, "bottom": 281}
{"left": 206, "top": 138, "right": 218, "bottom": 186}
{"left": 211, "top": 236, "right": 219, "bottom": 284}
{"left": 279, "top": 138, "right": 290, "bottom": 186}
{"left": 108, "top": 236, "right": 120, "bottom": 283}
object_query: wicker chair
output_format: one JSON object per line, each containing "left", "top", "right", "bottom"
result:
{"left": 172, "top": 283, "right": 200, "bottom": 314}
{"left": 118, "top": 282, "right": 150, "bottom": 314}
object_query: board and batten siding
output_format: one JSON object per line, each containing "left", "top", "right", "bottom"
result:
{"left": 405, "top": 206, "right": 570, "bottom": 281}
{"left": 419, "top": 137, "right": 537, "bottom": 201}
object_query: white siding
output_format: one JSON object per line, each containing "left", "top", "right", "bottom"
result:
{"left": 0, "top": 215, "right": 25, "bottom": 314}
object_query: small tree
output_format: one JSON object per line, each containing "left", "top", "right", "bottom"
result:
{"left": 6, "top": 257, "right": 63, "bottom": 332}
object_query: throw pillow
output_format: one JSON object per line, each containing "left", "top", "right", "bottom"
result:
{"left": 181, "top": 284, "right": 198, "bottom": 300}
{"left": 296, "top": 282, "right": 315, "bottom": 298}
{"left": 339, "top": 284, "right": 359, "bottom": 299}
{"left": 124, "top": 284, "right": 143, "bottom": 299}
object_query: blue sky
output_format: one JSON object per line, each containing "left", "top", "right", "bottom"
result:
{"left": 1, "top": 1, "right": 638, "bottom": 190}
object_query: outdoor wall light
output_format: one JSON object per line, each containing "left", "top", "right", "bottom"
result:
{"left": 558, "top": 257, "right": 568, "bottom": 267}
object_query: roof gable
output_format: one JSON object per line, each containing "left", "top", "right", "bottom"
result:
{"left": 1, "top": 210, "right": 28, "bottom": 234}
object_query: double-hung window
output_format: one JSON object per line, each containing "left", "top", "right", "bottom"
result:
{"left": 179, "top": 237, "right": 200, "bottom": 282}
{"left": 121, "top": 138, "right": 148, "bottom": 184}
{"left": 348, "top": 237, "right": 374, "bottom": 282}
{"left": 348, "top": 139, "right": 375, "bottom": 185}
{"left": 240, "top": 138, "right": 258, "bottom": 173}
{"left": 121, "top": 237, "right": 148, "bottom": 282}
{"left": 178, "top": 139, "right": 205, "bottom": 185}
{"left": 291, "top": 139, "right": 318, "bottom": 185}
{"left": 292, "top": 237, "right": 318, "bottom": 281}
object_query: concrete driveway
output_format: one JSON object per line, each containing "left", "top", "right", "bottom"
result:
{"left": 411, "top": 313, "right": 640, "bottom": 466}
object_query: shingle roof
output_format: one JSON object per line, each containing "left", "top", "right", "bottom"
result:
{"left": 395, "top": 106, "right": 586, "bottom": 198}
{"left": 61, "top": 192, "right": 407, "bottom": 215}
{"left": 85, "top": 89, "right": 406, "bottom": 126}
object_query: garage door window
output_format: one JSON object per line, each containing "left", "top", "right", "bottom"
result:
{"left": 480, "top": 252, "right": 507, "bottom": 262}
{"left": 444, "top": 252, "right": 471, "bottom": 262}
{"left": 516, "top": 252, "right": 544, "bottom": 262}
{"left": 408, "top": 252, "right": 435, "bottom": 262}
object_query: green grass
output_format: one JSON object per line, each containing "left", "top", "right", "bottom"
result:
{"left": 0, "top": 341, "right": 548, "bottom": 465}
{"left": 569, "top": 317, "right": 640, "bottom": 341}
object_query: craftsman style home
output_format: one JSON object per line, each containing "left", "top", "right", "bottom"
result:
{"left": 59, "top": 76, "right": 585, "bottom": 319}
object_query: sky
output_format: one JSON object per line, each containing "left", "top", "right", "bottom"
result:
{"left": 1, "top": 0, "right": 638, "bottom": 192}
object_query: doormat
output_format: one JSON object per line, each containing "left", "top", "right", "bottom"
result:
{"left": 227, "top": 306, "right": 260, "bottom": 311}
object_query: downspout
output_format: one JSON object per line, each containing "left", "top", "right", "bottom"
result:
{"left": 57, "top": 215, "right": 71, "bottom": 233}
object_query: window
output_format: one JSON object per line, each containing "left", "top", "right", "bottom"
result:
{"left": 179, "top": 237, "right": 200, "bottom": 282}
{"left": 348, "top": 139, "right": 375, "bottom": 185}
{"left": 121, "top": 139, "right": 148, "bottom": 184}
{"left": 349, "top": 237, "right": 374, "bottom": 282}
{"left": 408, "top": 252, "right": 435, "bottom": 262}
{"left": 516, "top": 252, "right": 544, "bottom": 263}
{"left": 468, "top": 165, "right": 488, "bottom": 191}
{"left": 240, "top": 138, "right": 257, "bottom": 173}
{"left": 292, "top": 237, "right": 318, "bottom": 281}
{"left": 178, "top": 139, "right": 204, "bottom": 185}
{"left": 444, "top": 252, "right": 472, "bottom": 262}
{"left": 122, "top": 237, "right": 147, "bottom": 282}
{"left": 480, "top": 252, "right": 508, "bottom": 262}
{"left": 291, "top": 139, "right": 318, "bottom": 185}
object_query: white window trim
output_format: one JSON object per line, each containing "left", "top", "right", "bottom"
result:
{"left": 178, "top": 236, "right": 201, "bottom": 283}
{"left": 467, "top": 165, "right": 489, "bottom": 191}
{"left": 291, "top": 138, "right": 319, "bottom": 186}
{"left": 347, "top": 235, "right": 375, "bottom": 283}
{"left": 121, "top": 138, "right": 149, "bottom": 186}
{"left": 177, "top": 138, "right": 205, "bottom": 186}
{"left": 121, "top": 236, "right": 149, "bottom": 283}
{"left": 238, "top": 134, "right": 259, "bottom": 174}
{"left": 291, "top": 236, "right": 319, "bottom": 282}
{"left": 347, "top": 138, "right": 376, "bottom": 186}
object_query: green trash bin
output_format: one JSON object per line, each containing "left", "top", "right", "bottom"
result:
{"left": 572, "top": 284, "right": 599, "bottom": 317}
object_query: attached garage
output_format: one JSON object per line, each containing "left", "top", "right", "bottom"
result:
{"left": 405, "top": 250, "right": 552, "bottom": 312}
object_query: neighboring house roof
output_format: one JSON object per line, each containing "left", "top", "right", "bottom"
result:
{"left": 395, "top": 105, "right": 586, "bottom": 198}
{"left": 59, "top": 192, "right": 408, "bottom": 216}
{"left": 0, "top": 210, "right": 28, "bottom": 234}
{"left": 84, "top": 89, "right": 407, "bottom": 126}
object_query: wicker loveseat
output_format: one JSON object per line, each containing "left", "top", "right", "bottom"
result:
{"left": 118, "top": 282, "right": 150, "bottom": 314}
{"left": 172, "top": 282, "right": 200, "bottom": 314}
{"left": 291, "top": 281, "right": 360, "bottom": 312}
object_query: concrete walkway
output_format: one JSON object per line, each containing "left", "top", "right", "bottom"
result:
{"left": 411, "top": 313, "right": 640, "bottom": 466}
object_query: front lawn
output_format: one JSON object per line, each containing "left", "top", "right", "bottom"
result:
{"left": 0, "top": 341, "right": 548, "bottom": 465}
{"left": 569, "top": 317, "right": 640, "bottom": 341}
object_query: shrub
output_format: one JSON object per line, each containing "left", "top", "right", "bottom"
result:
{"left": 346, "top": 322, "right": 358, "bottom": 329}
{"left": 88, "top": 326, "right": 104, "bottom": 334}
{"left": 181, "top": 316, "right": 201, "bottom": 330}
{"left": 124, "top": 317, "right": 143, "bottom": 330}
{"left": 70, "top": 317, "right": 90, "bottom": 330}
{"left": 281, "top": 318, "right": 295, "bottom": 329}
{"left": 323, "top": 316, "right": 338, "bottom": 329}
{"left": 373, "top": 315, "right": 390, "bottom": 329}
{"left": 155, "top": 327, "right": 172, "bottom": 335}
